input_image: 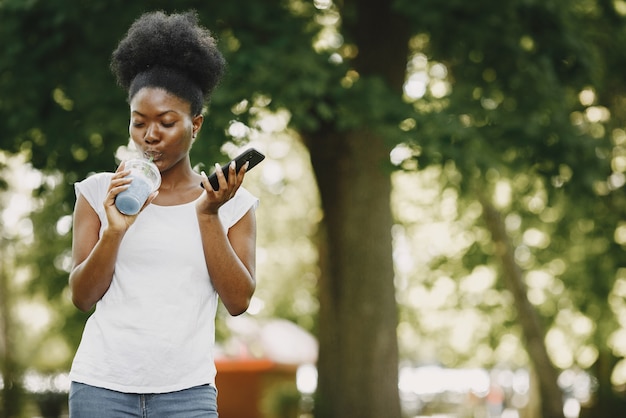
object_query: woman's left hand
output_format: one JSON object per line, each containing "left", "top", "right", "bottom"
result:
{"left": 197, "top": 161, "right": 249, "bottom": 215}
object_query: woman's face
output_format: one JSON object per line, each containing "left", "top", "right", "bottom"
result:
{"left": 129, "top": 87, "right": 203, "bottom": 172}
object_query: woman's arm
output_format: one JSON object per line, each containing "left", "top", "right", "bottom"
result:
{"left": 197, "top": 208, "right": 257, "bottom": 316}
{"left": 69, "top": 195, "right": 125, "bottom": 312}
{"left": 69, "top": 164, "right": 154, "bottom": 312}
{"left": 197, "top": 161, "right": 257, "bottom": 315}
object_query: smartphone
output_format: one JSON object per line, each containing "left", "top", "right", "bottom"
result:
{"left": 201, "top": 148, "right": 265, "bottom": 190}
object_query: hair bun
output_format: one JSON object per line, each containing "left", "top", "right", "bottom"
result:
{"left": 111, "top": 10, "right": 225, "bottom": 98}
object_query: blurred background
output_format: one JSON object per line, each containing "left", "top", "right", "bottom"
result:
{"left": 2, "top": 1, "right": 626, "bottom": 417}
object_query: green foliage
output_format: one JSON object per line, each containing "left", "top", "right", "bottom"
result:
{"left": 398, "top": 0, "right": 603, "bottom": 183}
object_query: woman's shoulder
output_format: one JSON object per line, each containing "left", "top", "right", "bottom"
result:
{"left": 75, "top": 172, "right": 113, "bottom": 201}
{"left": 77, "top": 171, "right": 113, "bottom": 188}
{"left": 232, "top": 187, "right": 258, "bottom": 210}
{"left": 219, "top": 186, "right": 259, "bottom": 228}
{"left": 81, "top": 171, "right": 114, "bottom": 183}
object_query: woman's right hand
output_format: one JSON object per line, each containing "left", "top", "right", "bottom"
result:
{"left": 103, "top": 162, "right": 158, "bottom": 232}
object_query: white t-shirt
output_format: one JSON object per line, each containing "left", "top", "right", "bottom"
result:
{"left": 69, "top": 172, "right": 258, "bottom": 393}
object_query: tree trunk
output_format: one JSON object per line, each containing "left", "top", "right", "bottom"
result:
{"left": 480, "top": 195, "right": 565, "bottom": 418}
{"left": 308, "top": 128, "right": 400, "bottom": 418}
{"left": 303, "top": 1, "right": 408, "bottom": 417}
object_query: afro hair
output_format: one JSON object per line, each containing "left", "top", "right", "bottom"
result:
{"left": 110, "top": 10, "right": 226, "bottom": 115}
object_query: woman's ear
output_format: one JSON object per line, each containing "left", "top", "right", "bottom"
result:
{"left": 192, "top": 114, "right": 204, "bottom": 138}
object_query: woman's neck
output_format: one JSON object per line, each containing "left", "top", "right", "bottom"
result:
{"left": 152, "top": 158, "right": 203, "bottom": 205}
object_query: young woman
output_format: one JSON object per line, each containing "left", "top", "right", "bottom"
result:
{"left": 68, "top": 11, "right": 257, "bottom": 417}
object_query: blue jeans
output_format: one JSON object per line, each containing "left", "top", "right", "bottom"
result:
{"left": 69, "top": 381, "right": 218, "bottom": 417}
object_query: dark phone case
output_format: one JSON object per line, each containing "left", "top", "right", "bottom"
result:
{"left": 202, "top": 148, "right": 265, "bottom": 190}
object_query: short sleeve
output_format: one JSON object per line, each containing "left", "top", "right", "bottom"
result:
{"left": 218, "top": 187, "right": 259, "bottom": 229}
{"left": 75, "top": 172, "right": 113, "bottom": 221}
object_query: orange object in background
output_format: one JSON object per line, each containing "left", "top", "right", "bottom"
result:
{"left": 215, "top": 358, "right": 299, "bottom": 418}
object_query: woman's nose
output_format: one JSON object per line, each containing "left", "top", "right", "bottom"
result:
{"left": 145, "top": 123, "right": 160, "bottom": 142}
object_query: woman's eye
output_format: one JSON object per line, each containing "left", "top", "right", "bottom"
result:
{"left": 132, "top": 122, "right": 145, "bottom": 128}
{"left": 162, "top": 121, "right": 176, "bottom": 128}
